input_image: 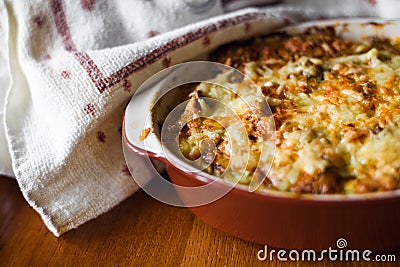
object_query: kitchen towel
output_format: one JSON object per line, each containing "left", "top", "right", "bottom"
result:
{"left": 0, "top": 0, "right": 390, "bottom": 236}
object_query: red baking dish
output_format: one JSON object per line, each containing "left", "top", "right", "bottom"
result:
{"left": 123, "top": 19, "right": 400, "bottom": 250}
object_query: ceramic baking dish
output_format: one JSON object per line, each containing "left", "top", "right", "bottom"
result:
{"left": 123, "top": 19, "right": 400, "bottom": 250}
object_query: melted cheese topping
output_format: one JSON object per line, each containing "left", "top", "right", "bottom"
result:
{"left": 178, "top": 30, "right": 400, "bottom": 194}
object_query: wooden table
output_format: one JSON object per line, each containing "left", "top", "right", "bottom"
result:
{"left": 0, "top": 176, "right": 398, "bottom": 266}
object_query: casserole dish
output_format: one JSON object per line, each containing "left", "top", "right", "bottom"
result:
{"left": 123, "top": 19, "right": 400, "bottom": 250}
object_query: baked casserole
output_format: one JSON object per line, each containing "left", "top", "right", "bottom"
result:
{"left": 177, "top": 26, "right": 400, "bottom": 194}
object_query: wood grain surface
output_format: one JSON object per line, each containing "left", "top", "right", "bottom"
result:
{"left": 0, "top": 176, "right": 398, "bottom": 266}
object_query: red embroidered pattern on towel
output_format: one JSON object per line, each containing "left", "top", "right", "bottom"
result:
{"left": 50, "top": 0, "right": 266, "bottom": 94}
{"left": 81, "top": 0, "right": 96, "bottom": 11}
